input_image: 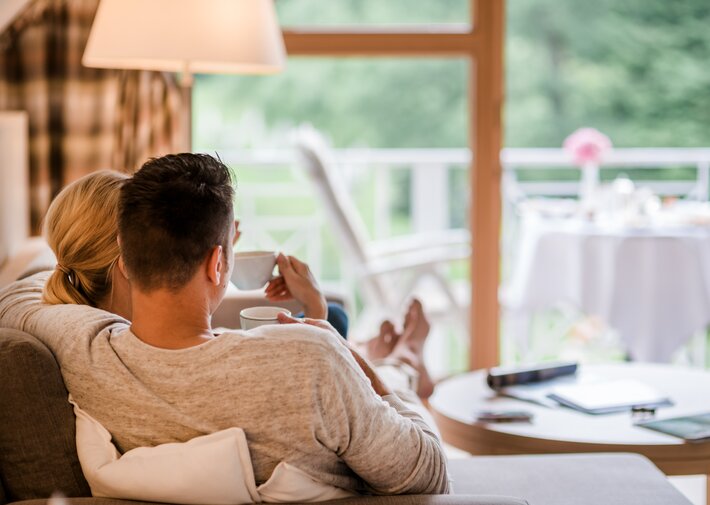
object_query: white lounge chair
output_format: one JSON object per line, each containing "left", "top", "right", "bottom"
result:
{"left": 294, "top": 126, "right": 470, "bottom": 334}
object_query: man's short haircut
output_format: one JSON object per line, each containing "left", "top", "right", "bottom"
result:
{"left": 118, "top": 153, "right": 235, "bottom": 291}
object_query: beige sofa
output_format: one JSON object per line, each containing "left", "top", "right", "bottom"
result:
{"left": 0, "top": 241, "right": 693, "bottom": 505}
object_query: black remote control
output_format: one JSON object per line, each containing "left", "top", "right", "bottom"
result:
{"left": 486, "top": 361, "right": 578, "bottom": 390}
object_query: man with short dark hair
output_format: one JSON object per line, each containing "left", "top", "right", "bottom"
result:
{"left": 119, "top": 153, "right": 236, "bottom": 293}
{"left": 112, "top": 153, "right": 448, "bottom": 493}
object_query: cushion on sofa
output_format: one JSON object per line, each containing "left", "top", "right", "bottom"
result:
{"left": 0, "top": 329, "right": 91, "bottom": 501}
{"left": 72, "top": 396, "right": 355, "bottom": 504}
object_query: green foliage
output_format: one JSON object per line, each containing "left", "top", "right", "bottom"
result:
{"left": 194, "top": 58, "right": 467, "bottom": 149}
{"left": 275, "top": 0, "right": 469, "bottom": 26}
{"left": 196, "top": 1, "right": 710, "bottom": 150}
{"left": 507, "top": 0, "right": 710, "bottom": 147}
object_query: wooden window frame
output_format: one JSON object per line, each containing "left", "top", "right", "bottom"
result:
{"left": 282, "top": 0, "right": 504, "bottom": 370}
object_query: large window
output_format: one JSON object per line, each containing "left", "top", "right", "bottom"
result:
{"left": 193, "top": 1, "right": 504, "bottom": 372}
{"left": 500, "top": 0, "right": 710, "bottom": 366}
{"left": 195, "top": 58, "right": 470, "bottom": 375}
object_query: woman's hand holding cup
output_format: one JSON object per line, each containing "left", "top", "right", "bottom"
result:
{"left": 265, "top": 254, "right": 327, "bottom": 320}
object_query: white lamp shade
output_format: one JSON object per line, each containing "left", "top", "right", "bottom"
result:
{"left": 83, "top": 0, "right": 286, "bottom": 75}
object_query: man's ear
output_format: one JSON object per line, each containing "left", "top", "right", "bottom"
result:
{"left": 206, "top": 245, "right": 223, "bottom": 286}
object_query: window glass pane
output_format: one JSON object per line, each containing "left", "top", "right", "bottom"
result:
{"left": 195, "top": 59, "right": 467, "bottom": 149}
{"left": 276, "top": 0, "right": 470, "bottom": 27}
{"left": 194, "top": 58, "right": 469, "bottom": 376}
{"left": 502, "top": 0, "right": 710, "bottom": 366}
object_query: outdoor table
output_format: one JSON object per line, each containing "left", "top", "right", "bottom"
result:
{"left": 504, "top": 215, "right": 710, "bottom": 362}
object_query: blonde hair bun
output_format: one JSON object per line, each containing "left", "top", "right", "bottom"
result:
{"left": 43, "top": 171, "right": 128, "bottom": 307}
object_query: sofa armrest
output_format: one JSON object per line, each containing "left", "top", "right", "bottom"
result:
{"left": 448, "top": 453, "right": 691, "bottom": 505}
{"left": 0, "top": 238, "right": 52, "bottom": 289}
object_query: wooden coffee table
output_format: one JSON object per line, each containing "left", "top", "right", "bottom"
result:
{"left": 430, "top": 363, "right": 710, "bottom": 501}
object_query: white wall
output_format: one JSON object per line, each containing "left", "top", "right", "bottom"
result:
{"left": 0, "top": 112, "right": 29, "bottom": 266}
{"left": 0, "top": 2, "right": 32, "bottom": 267}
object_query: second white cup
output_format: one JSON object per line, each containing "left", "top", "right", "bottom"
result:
{"left": 240, "top": 306, "right": 291, "bottom": 330}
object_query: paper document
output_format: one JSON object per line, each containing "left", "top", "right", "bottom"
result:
{"left": 548, "top": 379, "right": 672, "bottom": 414}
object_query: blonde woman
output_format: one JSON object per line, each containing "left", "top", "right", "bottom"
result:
{"left": 42, "top": 170, "right": 132, "bottom": 320}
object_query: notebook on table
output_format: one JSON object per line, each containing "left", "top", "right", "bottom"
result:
{"left": 547, "top": 379, "right": 673, "bottom": 415}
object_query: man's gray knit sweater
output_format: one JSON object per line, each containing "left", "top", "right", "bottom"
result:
{"left": 0, "top": 272, "right": 449, "bottom": 495}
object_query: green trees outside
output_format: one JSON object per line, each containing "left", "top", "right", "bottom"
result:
{"left": 274, "top": 0, "right": 469, "bottom": 27}
{"left": 194, "top": 58, "right": 468, "bottom": 149}
{"left": 195, "top": 0, "right": 710, "bottom": 150}
{"left": 507, "top": 0, "right": 710, "bottom": 148}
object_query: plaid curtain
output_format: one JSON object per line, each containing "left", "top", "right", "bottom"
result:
{"left": 0, "top": 0, "right": 182, "bottom": 232}
{"left": 113, "top": 70, "right": 183, "bottom": 175}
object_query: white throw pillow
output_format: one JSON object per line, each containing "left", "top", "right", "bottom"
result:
{"left": 259, "top": 462, "right": 353, "bottom": 503}
{"left": 70, "top": 397, "right": 354, "bottom": 504}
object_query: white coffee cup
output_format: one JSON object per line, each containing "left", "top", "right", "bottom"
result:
{"left": 231, "top": 251, "right": 277, "bottom": 290}
{"left": 240, "top": 306, "right": 291, "bottom": 330}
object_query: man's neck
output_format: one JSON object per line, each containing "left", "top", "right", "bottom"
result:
{"left": 129, "top": 282, "right": 214, "bottom": 349}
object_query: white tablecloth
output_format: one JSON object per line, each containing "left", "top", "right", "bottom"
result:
{"left": 505, "top": 217, "right": 710, "bottom": 362}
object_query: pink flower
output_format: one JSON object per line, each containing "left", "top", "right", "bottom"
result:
{"left": 563, "top": 128, "right": 613, "bottom": 165}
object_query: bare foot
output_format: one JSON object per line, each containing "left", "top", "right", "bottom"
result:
{"left": 401, "top": 299, "right": 430, "bottom": 354}
{"left": 390, "top": 299, "right": 435, "bottom": 399}
{"left": 364, "top": 320, "right": 400, "bottom": 360}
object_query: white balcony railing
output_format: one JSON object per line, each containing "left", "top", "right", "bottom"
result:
{"left": 503, "top": 148, "right": 710, "bottom": 200}
{"left": 212, "top": 144, "right": 710, "bottom": 292}
{"left": 217, "top": 146, "right": 710, "bottom": 242}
